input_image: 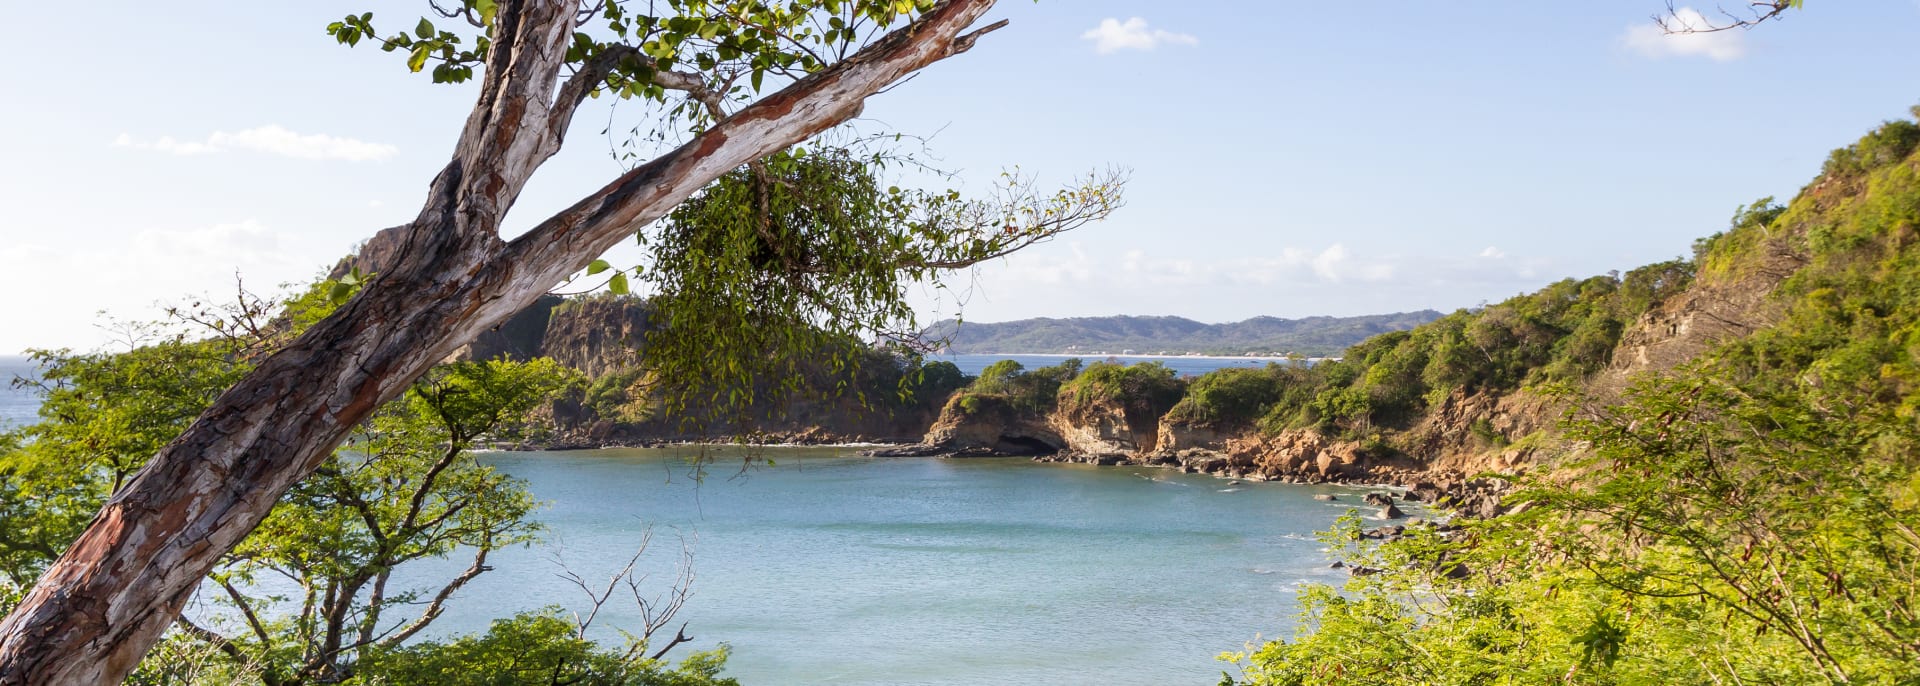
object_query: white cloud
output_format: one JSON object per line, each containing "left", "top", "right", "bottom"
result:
{"left": 0, "top": 219, "right": 317, "bottom": 351}
{"left": 114, "top": 125, "right": 397, "bottom": 161}
{"left": 113, "top": 132, "right": 218, "bottom": 156}
{"left": 1081, "top": 17, "right": 1198, "bottom": 55}
{"left": 1479, "top": 246, "right": 1506, "bottom": 258}
{"left": 1621, "top": 8, "right": 1747, "bottom": 62}
{"left": 1020, "top": 242, "right": 1095, "bottom": 285}
{"left": 131, "top": 219, "right": 293, "bottom": 265}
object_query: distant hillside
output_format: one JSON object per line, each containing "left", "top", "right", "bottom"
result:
{"left": 922, "top": 311, "right": 1443, "bottom": 357}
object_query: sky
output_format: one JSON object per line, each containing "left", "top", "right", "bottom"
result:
{"left": 2, "top": 2, "right": 1919, "bottom": 353}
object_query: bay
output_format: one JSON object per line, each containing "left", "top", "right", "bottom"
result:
{"left": 3, "top": 355, "right": 1390, "bottom": 684}
{"left": 385, "top": 446, "right": 1382, "bottom": 686}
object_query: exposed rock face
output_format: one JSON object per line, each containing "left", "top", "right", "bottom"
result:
{"left": 1591, "top": 259, "right": 1789, "bottom": 399}
{"left": 451, "top": 295, "right": 564, "bottom": 363}
{"left": 1154, "top": 419, "right": 1235, "bottom": 454}
{"left": 1050, "top": 400, "right": 1157, "bottom": 457}
{"left": 1395, "top": 389, "right": 1555, "bottom": 477}
{"left": 441, "top": 294, "right": 649, "bottom": 378}
{"left": 536, "top": 298, "right": 650, "bottom": 378}
{"left": 920, "top": 394, "right": 1067, "bottom": 456}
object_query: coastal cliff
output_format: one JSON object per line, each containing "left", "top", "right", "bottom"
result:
{"left": 882, "top": 219, "right": 1795, "bottom": 511}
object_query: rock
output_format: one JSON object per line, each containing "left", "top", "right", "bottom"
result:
{"left": 1227, "top": 480, "right": 1243, "bottom": 486}
{"left": 1363, "top": 492, "right": 1394, "bottom": 507}
{"left": 1312, "top": 494, "right": 1338, "bottom": 502}
{"left": 1329, "top": 560, "right": 1346, "bottom": 569}
{"left": 1379, "top": 503, "right": 1406, "bottom": 519}
{"left": 860, "top": 444, "right": 944, "bottom": 457}
{"left": 1348, "top": 565, "right": 1381, "bottom": 577}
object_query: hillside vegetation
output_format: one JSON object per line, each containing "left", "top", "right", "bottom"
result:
{"left": 921, "top": 311, "right": 1441, "bottom": 356}
{"left": 1218, "top": 109, "right": 1920, "bottom": 684}
{"left": 905, "top": 111, "right": 1920, "bottom": 683}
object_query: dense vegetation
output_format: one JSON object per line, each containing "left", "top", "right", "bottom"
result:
{"left": 1142, "top": 255, "right": 1688, "bottom": 448}
{"left": 942, "top": 251, "right": 1689, "bottom": 444}
{"left": 923, "top": 311, "right": 1441, "bottom": 357}
{"left": 1057, "top": 360, "right": 1187, "bottom": 426}
{"left": 1221, "top": 110, "right": 1920, "bottom": 685}
{"left": 0, "top": 286, "right": 739, "bottom": 685}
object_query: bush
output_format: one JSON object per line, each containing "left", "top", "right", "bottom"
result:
{"left": 1057, "top": 361, "right": 1184, "bottom": 422}
{"left": 1167, "top": 366, "right": 1287, "bottom": 429}
{"left": 358, "top": 610, "right": 739, "bottom": 686}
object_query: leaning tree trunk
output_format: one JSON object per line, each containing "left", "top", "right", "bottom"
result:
{"left": 0, "top": 1, "right": 1000, "bottom": 682}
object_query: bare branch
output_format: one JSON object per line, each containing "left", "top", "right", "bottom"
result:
{"left": 378, "top": 542, "right": 492, "bottom": 647}
{"left": 171, "top": 617, "right": 251, "bottom": 670}
{"left": 1656, "top": 0, "right": 1796, "bottom": 34}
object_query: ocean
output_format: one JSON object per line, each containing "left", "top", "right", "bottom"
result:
{"left": 5, "top": 355, "right": 1392, "bottom": 684}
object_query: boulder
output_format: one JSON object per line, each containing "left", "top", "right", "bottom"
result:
{"left": 1379, "top": 503, "right": 1406, "bottom": 519}
{"left": 1312, "top": 494, "right": 1338, "bottom": 502}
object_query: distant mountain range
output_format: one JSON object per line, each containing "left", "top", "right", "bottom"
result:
{"left": 920, "top": 311, "right": 1444, "bottom": 357}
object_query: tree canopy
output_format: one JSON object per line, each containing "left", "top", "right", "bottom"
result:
{"left": 0, "top": 2, "right": 1127, "bottom": 682}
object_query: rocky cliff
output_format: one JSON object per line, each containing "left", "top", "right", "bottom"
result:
{"left": 887, "top": 226, "right": 1804, "bottom": 509}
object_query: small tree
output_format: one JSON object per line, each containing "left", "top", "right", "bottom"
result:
{"left": 0, "top": 2, "right": 1125, "bottom": 681}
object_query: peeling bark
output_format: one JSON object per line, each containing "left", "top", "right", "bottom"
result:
{"left": 0, "top": 1, "right": 1000, "bottom": 683}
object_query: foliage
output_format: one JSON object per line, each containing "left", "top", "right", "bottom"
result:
{"left": 1057, "top": 361, "right": 1185, "bottom": 424}
{"left": 207, "top": 359, "right": 573, "bottom": 683}
{"left": 1164, "top": 366, "right": 1289, "bottom": 429}
{"left": 356, "top": 610, "right": 738, "bottom": 686}
{"left": 958, "top": 358, "right": 1083, "bottom": 415}
{"left": 328, "top": 1, "right": 1124, "bottom": 429}
{"left": 639, "top": 146, "right": 1121, "bottom": 424}
{"left": 328, "top": 0, "right": 946, "bottom": 121}
{"left": 0, "top": 285, "right": 730, "bottom": 684}
{"left": 1223, "top": 106, "right": 1920, "bottom": 686}
{"left": 1226, "top": 257, "right": 1695, "bottom": 439}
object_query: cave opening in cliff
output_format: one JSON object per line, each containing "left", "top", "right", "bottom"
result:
{"left": 996, "top": 436, "right": 1060, "bottom": 456}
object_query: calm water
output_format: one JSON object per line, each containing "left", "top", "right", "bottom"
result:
{"left": 0, "top": 356, "right": 40, "bottom": 430}
{"left": 5, "top": 355, "right": 1390, "bottom": 684}
{"left": 933, "top": 353, "right": 1306, "bottom": 378}
{"left": 388, "top": 447, "right": 1383, "bottom": 685}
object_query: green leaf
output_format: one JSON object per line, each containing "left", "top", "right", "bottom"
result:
{"left": 415, "top": 17, "right": 434, "bottom": 39}
{"left": 329, "top": 281, "right": 354, "bottom": 304}
{"left": 407, "top": 44, "right": 431, "bottom": 73}
{"left": 587, "top": 259, "right": 611, "bottom": 276}
{"left": 608, "top": 272, "right": 629, "bottom": 295}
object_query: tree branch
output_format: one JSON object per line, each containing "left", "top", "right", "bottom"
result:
{"left": 0, "top": 3, "right": 1005, "bottom": 682}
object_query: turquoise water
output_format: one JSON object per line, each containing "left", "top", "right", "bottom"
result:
{"left": 397, "top": 447, "right": 1381, "bottom": 685}
{"left": 1, "top": 358, "right": 1386, "bottom": 684}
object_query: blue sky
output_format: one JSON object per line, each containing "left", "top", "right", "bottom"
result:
{"left": 2, "top": 2, "right": 1918, "bottom": 352}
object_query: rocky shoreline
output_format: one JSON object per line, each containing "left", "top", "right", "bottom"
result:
{"left": 512, "top": 428, "right": 1517, "bottom": 522}
{"left": 861, "top": 442, "right": 1517, "bottom": 521}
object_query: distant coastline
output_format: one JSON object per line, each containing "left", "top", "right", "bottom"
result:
{"left": 943, "top": 352, "right": 1339, "bottom": 362}
{"left": 920, "top": 311, "right": 1440, "bottom": 358}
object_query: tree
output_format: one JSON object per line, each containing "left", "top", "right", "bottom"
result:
{"left": 1, "top": 291, "right": 732, "bottom": 683}
{"left": 0, "top": 2, "right": 1122, "bottom": 682}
